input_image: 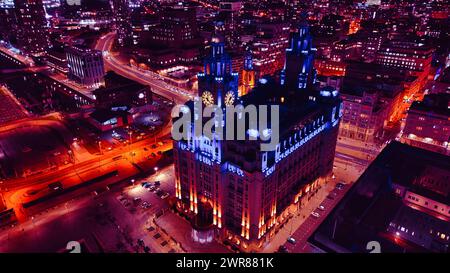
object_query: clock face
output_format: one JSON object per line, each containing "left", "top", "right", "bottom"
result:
{"left": 224, "top": 91, "right": 235, "bottom": 107}
{"left": 202, "top": 91, "right": 214, "bottom": 106}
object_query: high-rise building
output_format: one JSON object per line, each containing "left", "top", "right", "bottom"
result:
{"left": 148, "top": 5, "right": 200, "bottom": 49}
{"left": 130, "top": 5, "right": 201, "bottom": 68}
{"left": 110, "top": 0, "right": 132, "bottom": 47}
{"left": 251, "top": 22, "right": 290, "bottom": 80}
{"left": 217, "top": 0, "right": 242, "bottom": 48}
{"left": 173, "top": 24, "right": 342, "bottom": 251}
{"left": 12, "top": 0, "right": 50, "bottom": 55}
{"left": 66, "top": 46, "right": 105, "bottom": 88}
{"left": 375, "top": 40, "right": 434, "bottom": 88}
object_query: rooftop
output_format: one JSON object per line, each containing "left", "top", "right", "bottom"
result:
{"left": 308, "top": 141, "right": 450, "bottom": 253}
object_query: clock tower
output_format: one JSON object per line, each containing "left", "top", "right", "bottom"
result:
{"left": 198, "top": 34, "right": 239, "bottom": 107}
{"left": 280, "top": 21, "right": 317, "bottom": 90}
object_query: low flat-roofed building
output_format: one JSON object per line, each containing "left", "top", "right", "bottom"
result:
{"left": 308, "top": 141, "right": 450, "bottom": 253}
{"left": 88, "top": 108, "right": 132, "bottom": 132}
{"left": 401, "top": 93, "right": 450, "bottom": 155}
{"left": 92, "top": 71, "right": 152, "bottom": 109}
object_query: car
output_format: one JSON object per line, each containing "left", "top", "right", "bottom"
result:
{"left": 157, "top": 151, "right": 162, "bottom": 155}
{"left": 278, "top": 245, "right": 289, "bottom": 253}
{"left": 151, "top": 144, "right": 157, "bottom": 149}
{"left": 154, "top": 181, "right": 161, "bottom": 186}
{"left": 158, "top": 142, "right": 164, "bottom": 146}
{"left": 311, "top": 212, "right": 320, "bottom": 218}
{"left": 151, "top": 153, "right": 156, "bottom": 157}
{"left": 141, "top": 182, "right": 149, "bottom": 187}
{"left": 148, "top": 185, "right": 156, "bottom": 192}
{"left": 161, "top": 192, "right": 170, "bottom": 199}
{"left": 287, "top": 237, "right": 296, "bottom": 245}
{"left": 318, "top": 205, "right": 325, "bottom": 211}
{"left": 133, "top": 197, "right": 142, "bottom": 204}
{"left": 144, "top": 147, "right": 148, "bottom": 151}
{"left": 326, "top": 194, "right": 335, "bottom": 200}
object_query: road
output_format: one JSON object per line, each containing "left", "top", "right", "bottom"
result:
{"left": 0, "top": 42, "right": 35, "bottom": 67}
{"left": 284, "top": 183, "right": 352, "bottom": 253}
{"left": 0, "top": 164, "right": 181, "bottom": 253}
{"left": 95, "top": 32, "right": 192, "bottom": 105}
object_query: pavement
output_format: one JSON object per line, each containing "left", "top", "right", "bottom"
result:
{"left": 259, "top": 143, "right": 367, "bottom": 253}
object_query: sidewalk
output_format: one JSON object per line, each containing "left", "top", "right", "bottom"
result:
{"left": 260, "top": 179, "right": 338, "bottom": 253}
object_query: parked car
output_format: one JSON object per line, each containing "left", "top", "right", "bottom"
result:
{"left": 311, "top": 212, "right": 320, "bottom": 218}
{"left": 161, "top": 192, "right": 170, "bottom": 199}
{"left": 287, "top": 237, "right": 296, "bottom": 245}
{"left": 141, "top": 201, "right": 151, "bottom": 209}
{"left": 318, "top": 205, "right": 325, "bottom": 211}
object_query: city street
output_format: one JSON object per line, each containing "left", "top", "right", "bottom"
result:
{"left": 260, "top": 152, "right": 365, "bottom": 253}
{"left": 0, "top": 164, "right": 177, "bottom": 253}
{"left": 95, "top": 33, "right": 192, "bottom": 105}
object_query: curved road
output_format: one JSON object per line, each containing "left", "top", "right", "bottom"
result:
{"left": 95, "top": 32, "right": 193, "bottom": 105}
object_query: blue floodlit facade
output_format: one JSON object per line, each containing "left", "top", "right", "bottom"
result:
{"left": 173, "top": 23, "right": 342, "bottom": 251}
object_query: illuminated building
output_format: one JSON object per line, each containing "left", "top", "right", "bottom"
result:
{"left": 238, "top": 50, "right": 255, "bottom": 96}
{"left": 217, "top": 0, "right": 242, "bottom": 48}
{"left": 0, "top": 3, "right": 15, "bottom": 43}
{"left": 173, "top": 24, "right": 342, "bottom": 251}
{"left": 92, "top": 71, "right": 152, "bottom": 110}
{"left": 339, "top": 90, "right": 391, "bottom": 142}
{"left": 330, "top": 39, "right": 361, "bottom": 62}
{"left": 88, "top": 108, "right": 133, "bottom": 132}
{"left": 401, "top": 93, "right": 450, "bottom": 155}
{"left": 348, "top": 19, "right": 360, "bottom": 35}
{"left": 110, "top": 0, "right": 132, "bottom": 47}
{"left": 42, "top": 0, "right": 60, "bottom": 9}
{"left": 376, "top": 40, "right": 434, "bottom": 88}
{"left": 309, "top": 141, "right": 450, "bottom": 253}
{"left": 251, "top": 22, "right": 290, "bottom": 80}
{"left": 46, "top": 46, "right": 68, "bottom": 74}
{"left": 358, "top": 30, "right": 386, "bottom": 62}
{"left": 148, "top": 5, "right": 200, "bottom": 49}
{"left": 314, "top": 59, "right": 346, "bottom": 77}
{"left": 11, "top": 0, "right": 50, "bottom": 56}
{"left": 130, "top": 5, "right": 201, "bottom": 68}
{"left": 342, "top": 61, "right": 421, "bottom": 126}
{"left": 66, "top": 46, "right": 105, "bottom": 88}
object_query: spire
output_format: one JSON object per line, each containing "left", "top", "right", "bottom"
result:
{"left": 211, "top": 27, "right": 225, "bottom": 58}
{"left": 244, "top": 48, "right": 253, "bottom": 71}
{"left": 281, "top": 16, "right": 317, "bottom": 90}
